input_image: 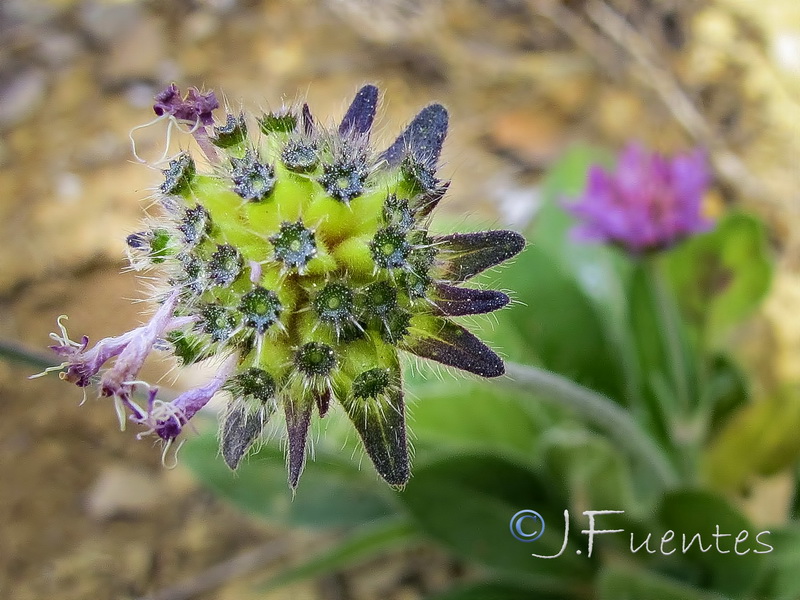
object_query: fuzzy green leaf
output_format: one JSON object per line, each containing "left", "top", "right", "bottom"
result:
{"left": 657, "top": 490, "right": 765, "bottom": 597}
{"left": 261, "top": 518, "right": 418, "bottom": 591}
{"left": 492, "top": 242, "right": 626, "bottom": 401}
{"left": 182, "top": 432, "right": 397, "bottom": 528}
{"left": 598, "top": 564, "right": 732, "bottom": 600}
{"left": 408, "top": 376, "right": 543, "bottom": 463}
{"left": 703, "top": 386, "right": 800, "bottom": 492}
{"left": 541, "top": 431, "right": 638, "bottom": 513}
{"left": 664, "top": 212, "right": 772, "bottom": 347}
{"left": 396, "top": 453, "right": 593, "bottom": 589}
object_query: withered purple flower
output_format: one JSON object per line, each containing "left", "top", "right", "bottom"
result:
{"left": 42, "top": 84, "right": 525, "bottom": 489}
{"left": 565, "top": 143, "right": 712, "bottom": 253}
{"left": 153, "top": 83, "right": 219, "bottom": 126}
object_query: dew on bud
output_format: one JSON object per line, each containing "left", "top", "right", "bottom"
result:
{"left": 258, "top": 111, "right": 297, "bottom": 134}
{"left": 318, "top": 156, "right": 367, "bottom": 203}
{"left": 160, "top": 152, "right": 195, "bottom": 195}
{"left": 361, "top": 281, "right": 398, "bottom": 318}
{"left": 401, "top": 155, "right": 437, "bottom": 193}
{"left": 179, "top": 205, "right": 212, "bottom": 246}
{"left": 228, "top": 367, "right": 276, "bottom": 403}
{"left": 313, "top": 283, "right": 354, "bottom": 325}
{"left": 352, "top": 367, "right": 391, "bottom": 399}
{"left": 177, "top": 252, "right": 206, "bottom": 295}
{"left": 295, "top": 342, "right": 336, "bottom": 377}
{"left": 399, "top": 268, "right": 431, "bottom": 299}
{"left": 380, "top": 308, "right": 411, "bottom": 344}
{"left": 270, "top": 221, "right": 317, "bottom": 270}
{"left": 211, "top": 113, "right": 247, "bottom": 148}
{"left": 383, "top": 194, "right": 414, "bottom": 232}
{"left": 230, "top": 150, "right": 276, "bottom": 202}
{"left": 199, "top": 303, "right": 238, "bottom": 342}
{"left": 371, "top": 226, "right": 411, "bottom": 270}
{"left": 281, "top": 139, "right": 319, "bottom": 173}
{"left": 207, "top": 244, "right": 243, "bottom": 287}
{"left": 239, "top": 287, "right": 282, "bottom": 334}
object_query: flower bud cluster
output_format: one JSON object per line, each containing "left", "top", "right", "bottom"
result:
{"left": 45, "top": 84, "right": 525, "bottom": 488}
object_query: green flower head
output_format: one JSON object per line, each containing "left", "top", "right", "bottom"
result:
{"left": 44, "top": 84, "right": 525, "bottom": 489}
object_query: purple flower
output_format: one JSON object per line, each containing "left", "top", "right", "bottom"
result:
{"left": 40, "top": 291, "right": 195, "bottom": 410}
{"left": 565, "top": 143, "right": 713, "bottom": 253}
{"left": 99, "top": 291, "right": 183, "bottom": 400}
{"left": 132, "top": 354, "right": 237, "bottom": 441}
{"left": 153, "top": 83, "right": 219, "bottom": 126}
{"left": 48, "top": 323, "right": 135, "bottom": 387}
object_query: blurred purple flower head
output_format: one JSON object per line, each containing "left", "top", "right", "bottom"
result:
{"left": 565, "top": 143, "right": 713, "bottom": 253}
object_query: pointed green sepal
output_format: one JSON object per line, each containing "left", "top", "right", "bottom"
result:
{"left": 341, "top": 366, "right": 409, "bottom": 487}
{"left": 402, "top": 315, "right": 504, "bottom": 377}
{"left": 433, "top": 230, "right": 525, "bottom": 282}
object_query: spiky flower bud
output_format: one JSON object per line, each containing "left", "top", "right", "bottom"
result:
{"left": 41, "top": 84, "right": 525, "bottom": 489}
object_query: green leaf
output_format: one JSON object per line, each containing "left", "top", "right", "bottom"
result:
{"left": 484, "top": 146, "right": 629, "bottom": 401}
{"left": 493, "top": 242, "right": 625, "bottom": 401}
{"left": 664, "top": 212, "right": 772, "bottom": 347}
{"left": 396, "top": 453, "right": 593, "bottom": 591}
{"left": 182, "top": 432, "right": 398, "bottom": 529}
{"left": 704, "top": 387, "right": 800, "bottom": 492}
{"left": 262, "top": 518, "right": 418, "bottom": 591}
{"left": 408, "top": 376, "right": 543, "bottom": 463}
{"left": 758, "top": 524, "right": 800, "bottom": 600}
{"left": 540, "top": 431, "right": 638, "bottom": 513}
{"left": 657, "top": 489, "right": 765, "bottom": 597}
{"left": 529, "top": 145, "right": 628, "bottom": 317}
{"left": 598, "top": 564, "right": 732, "bottom": 600}
{"left": 425, "top": 581, "right": 571, "bottom": 600}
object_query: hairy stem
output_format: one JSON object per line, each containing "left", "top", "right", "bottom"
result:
{"left": 502, "top": 361, "right": 678, "bottom": 489}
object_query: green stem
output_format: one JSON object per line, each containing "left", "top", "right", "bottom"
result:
{"left": 0, "top": 339, "right": 55, "bottom": 370}
{"left": 502, "top": 361, "right": 678, "bottom": 489}
{"left": 643, "top": 257, "right": 691, "bottom": 413}
{"left": 643, "top": 257, "right": 705, "bottom": 481}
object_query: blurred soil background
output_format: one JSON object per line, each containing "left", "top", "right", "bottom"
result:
{"left": 1, "top": 0, "right": 799, "bottom": 598}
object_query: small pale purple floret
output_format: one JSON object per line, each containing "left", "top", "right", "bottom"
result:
{"left": 136, "top": 354, "right": 237, "bottom": 441}
{"left": 153, "top": 83, "right": 219, "bottom": 126}
{"left": 99, "top": 291, "right": 182, "bottom": 399}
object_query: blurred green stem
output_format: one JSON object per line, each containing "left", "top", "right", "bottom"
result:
{"left": 0, "top": 339, "right": 54, "bottom": 370}
{"left": 643, "top": 256, "right": 703, "bottom": 481}
{"left": 503, "top": 361, "right": 678, "bottom": 489}
{"left": 643, "top": 256, "right": 691, "bottom": 413}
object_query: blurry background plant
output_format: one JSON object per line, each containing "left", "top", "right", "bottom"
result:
{"left": 3, "top": 0, "right": 800, "bottom": 599}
